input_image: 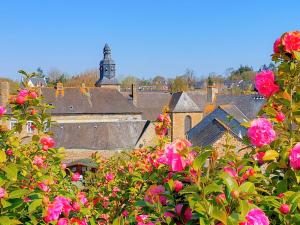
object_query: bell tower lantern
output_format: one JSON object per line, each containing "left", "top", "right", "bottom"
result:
{"left": 95, "top": 44, "right": 119, "bottom": 89}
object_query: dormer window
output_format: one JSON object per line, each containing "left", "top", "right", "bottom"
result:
{"left": 10, "top": 119, "right": 18, "bottom": 130}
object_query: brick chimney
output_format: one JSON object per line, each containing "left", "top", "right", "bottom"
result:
{"left": 207, "top": 85, "right": 218, "bottom": 103}
{"left": 0, "top": 82, "right": 9, "bottom": 106}
{"left": 130, "top": 84, "right": 138, "bottom": 106}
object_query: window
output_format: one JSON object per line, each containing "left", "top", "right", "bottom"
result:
{"left": 26, "top": 121, "right": 34, "bottom": 133}
{"left": 10, "top": 119, "right": 18, "bottom": 130}
{"left": 184, "top": 115, "right": 192, "bottom": 134}
{"left": 43, "top": 120, "right": 50, "bottom": 132}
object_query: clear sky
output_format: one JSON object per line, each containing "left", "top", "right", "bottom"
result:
{"left": 1, "top": 0, "right": 300, "bottom": 80}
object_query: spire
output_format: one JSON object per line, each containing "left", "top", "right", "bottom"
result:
{"left": 103, "top": 43, "right": 111, "bottom": 59}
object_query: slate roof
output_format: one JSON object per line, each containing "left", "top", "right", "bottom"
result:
{"left": 187, "top": 105, "right": 248, "bottom": 147}
{"left": 169, "top": 92, "right": 201, "bottom": 113}
{"left": 188, "top": 119, "right": 228, "bottom": 147}
{"left": 122, "top": 91, "right": 172, "bottom": 121}
{"left": 215, "top": 94, "right": 265, "bottom": 119}
{"left": 41, "top": 87, "right": 141, "bottom": 115}
{"left": 51, "top": 120, "right": 148, "bottom": 150}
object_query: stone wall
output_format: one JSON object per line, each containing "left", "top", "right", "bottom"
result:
{"left": 52, "top": 114, "right": 142, "bottom": 123}
{"left": 171, "top": 112, "right": 203, "bottom": 140}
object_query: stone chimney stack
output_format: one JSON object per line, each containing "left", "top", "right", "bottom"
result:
{"left": 130, "top": 83, "right": 137, "bottom": 106}
{"left": 207, "top": 85, "right": 218, "bottom": 103}
{"left": 0, "top": 82, "right": 10, "bottom": 106}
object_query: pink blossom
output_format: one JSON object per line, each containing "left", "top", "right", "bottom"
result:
{"left": 277, "top": 193, "right": 285, "bottom": 198}
{"left": 223, "top": 167, "right": 238, "bottom": 178}
{"left": 157, "top": 114, "right": 164, "bottom": 122}
{"left": 70, "top": 218, "right": 87, "bottom": 225}
{"left": 282, "top": 31, "right": 300, "bottom": 53}
{"left": 273, "top": 38, "right": 281, "bottom": 53}
{"left": 136, "top": 215, "right": 149, "bottom": 222}
{"left": 57, "top": 218, "right": 68, "bottom": 225}
{"left": 255, "top": 152, "right": 266, "bottom": 164}
{"left": 29, "top": 91, "right": 38, "bottom": 99}
{"left": 5, "top": 149, "right": 13, "bottom": 156}
{"left": 247, "top": 118, "right": 276, "bottom": 147}
{"left": 175, "top": 204, "right": 192, "bottom": 222}
{"left": 173, "top": 180, "right": 183, "bottom": 192}
{"left": 72, "top": 172, "right": 81, "bottom": 182}
{"left": 61, "top": 163, "right": 67, "bottom": 170}
{"left": 255, "top": 70, "right": 279, "bottom": 98}
{"left": 18, "top": 89, "right": 29, "bottom": 97}
{"left": 44, "top": 196, "right": 72, "bottom": 223}
{"left": 105, "top": 173, "right": 115, "bottom": 182}
{"left": 242, "top": 208, "right": 269, "bottom": 225}
{"left": 72, "top": 201, "right": 81, "bottom": 211}
{"left": 40, "top": 136, "right": 55, "bottom": 151}
{"left": 77, "top": 192, "right": 88, "bottom": 205}
{"left": 122, "top": 210, "right": 129, "bottom": 217}
{"left": 113, "top": 186, "right": 120, "bottom": 193}
{"left": 0, "top": 106, "right": 6, "bottom": 116}
{"left": 0, "top": 187, "right": 6, "bottom": 198}
{"left": 216, "top": 193, "right": 226, "bottom": 205}
{"left": 289, "top": 143, "right": 300, "bottom": 170}
{"left": 279, "top": 204, "right": 290, "bottom": 214}
{"left": 33, "top": 155, "right": 45, "bottom": 167}
{"left": 16, "top": 95, "right": 26, "bottom": 105}
{"left": 275, "top": 112, "right": 285, "bottom": 122}
{"left": 164, "top": 212, "right": 175, "bottom": 218}
{"left": 37, "top": 182, "right": 50, "bottom": 192}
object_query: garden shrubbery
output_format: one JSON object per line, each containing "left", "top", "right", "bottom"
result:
{"left": 0, "top": 30, "right": 300, "bottom": 225}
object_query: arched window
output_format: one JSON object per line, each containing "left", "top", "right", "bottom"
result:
{"left": 185, "top": 115, "right": 192, "bottom": 133}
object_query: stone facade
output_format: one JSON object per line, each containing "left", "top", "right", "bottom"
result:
{"left": 212, "top": 132, "right": 251, "bottom": 157}
{"left": 52, "top": 114, "right": 142, "bottom": 123}
{"left": 171, "top": 112, "right": 203, "bottom": 140}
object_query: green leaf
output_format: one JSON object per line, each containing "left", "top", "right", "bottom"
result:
{"left": 221, "top": 173, "right": 238, "bottom": 192}
{"left": 28, "top": 199, "right": 42, "bottom": 213}
{"left": 0, "top": 216, "right": 22, "bottom": 225}
{"left": 1, "top": 198, "right": 12, "bottom": 208}
{"left": 209, "top": 205, "right": 227, "bottom": 225}
{"left": 204, "top": 182, "right": 223, "bottom": 195}
{"left": 238, "top": 182, "right": 255, "bottom": 194}
{"left": 9, "top": 189, "right": 29, "bottom": 199}
{"left": 192, "top": 150, "right": 212, "bottom": 170}
{"left": 0, "top": 151, "right": 6, "bottom": 163}
{"left": 263, "top": 150, "right": 279, "bottom": 161}
{"left": 2, "top": 164, "right": 18, "bottom": 181}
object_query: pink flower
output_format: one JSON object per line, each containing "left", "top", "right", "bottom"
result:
{"left": 16, "top": 96, "right": 26, "bottom": 105}
{"left": 273, "top": 38, "right": 281, "bottom": 53}
{"left": 282, "top": 31, "right": 300, "bottom": 53}
{"left": 216, "top": 193, "right": 226, "bottom": 205}
{"left": 33, "top": 155, "right": 45, "bottom": 167}
{"left": 44, "top": 196, "right": 72, "bottom": 222}
{"left": 175, "top": 204, "right": 192, "bottom": 222}
{"left": 70, "top": 218, "right": 87, "bottom": 225}
{"left": 242, "top": 208, "right": 269, "bottom": 225}
{"left": 277, "top": 193, "right": 285, "bottom": 198}
{"left": 275, "top": 112, "right": 285, "bottom": 122}
{"left": 37, "top": 182, "right": 50, "bottom": 192}
{"left": 164, "top": 144, "right": 187, "bottom": 172}
{"left": 0, "top": 106, "right": 6, "bottom": 116}
{"left": 18, "top": 89, "right": 29, "bottom": 97}
{"left": 72, "top": 201, "right": 81, "bottom": 211}
{"left": 40, "top": 136, "right": 55, "bottom": 151}
{"left": 29, "top": 91, "right": 38, "bottom": 99}
{"left": 61, "top": 163, "right": 67, "bottom": 170}
{"left": 173, "top": 180, "right": 183, "bottom": 192}
{"left": 5, "top": 149, "right": 13, "bottom": 156}
{"left": 223, "top": 167, "right": 238, "bottom": 178}
{"left": 77, "top": 192, "right": 88, "bottom": 205}
{"left": 255, "top": 70, "right": 279, "bottom": 98}
{"left": 144, "top": 185, "right": 166, "bottom": 205}
{"left": 122, "top": 210, "right": 129, "bottom": 217}
{"left": 72, "top": 172, "right": 81, "bottom": 182}
{"left": 136, "top": 215, "right": 149, "bottom": 222}
{"left": 105, "top": 173, "right": 115, "bottom": 182}
{"left": 247, "top": 118, "right": 276, "bottom": 147}
{"left": 255, "top": 152, "right": 266, "bottom": 164}
{"left": 113, "top": 186, "right": 120, "bottom": 193}
{"left": 57, "top": 218, "right": 68, "bottom": 225}
{"left": 279, "top": 204, "right": 290, "bottom": 214}
{"left": 157, "top": 114, "right": 164, "bottom": 122}
{"left": 0, "top": 187, "right": 6, "bottom": 198}
{"left": 164, "top": 212, "right": 175, "bottom": 218}
{"left": 289, "top": 143, "right": 300, "bottom": 170}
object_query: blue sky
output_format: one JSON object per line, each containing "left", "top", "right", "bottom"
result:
{"left": 1, "top": 0, "right": 300, "bottom": 80}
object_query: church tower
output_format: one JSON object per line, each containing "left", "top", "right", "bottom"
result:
{"left": 95, "top": 44, "right": 119, "bottom": 90}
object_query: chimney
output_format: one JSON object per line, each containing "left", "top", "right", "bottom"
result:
{"left": 0, "top": 82, "right": 9, "bottom": 107}
{"left": 130, "top": 83, "right": 137, "bottom": 106}
{"left": 207, "top": 85, "right": 218, "bottom": 103}
{"left": 55, "top": 82, "right": 64, "bottom": 97}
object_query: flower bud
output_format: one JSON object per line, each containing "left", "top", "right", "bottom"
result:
{"left": 279, "top": 204, "right": 290, "bottom": 214}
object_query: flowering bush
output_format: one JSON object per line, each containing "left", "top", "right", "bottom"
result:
{"left": 1, "top": 30, "right": 300, "bottom": 224}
